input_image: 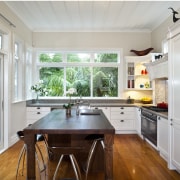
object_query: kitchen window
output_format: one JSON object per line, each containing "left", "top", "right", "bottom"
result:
{"left": 13, "top": 38, "right": 24, "bottom": 102}
{"left": 35, "top": 50, "right": 120, "bottom": 98}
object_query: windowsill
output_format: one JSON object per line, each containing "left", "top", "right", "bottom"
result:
{"left": 12, "top": 100, "right": 26, "bottom": 104}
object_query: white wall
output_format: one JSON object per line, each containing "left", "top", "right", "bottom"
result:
{"left": 151, "top": 10, "right": 179, "bottom": 52}
{"left": 0, "top": 2, "right": 32, "bottom": 149}
{"left": 33, "top": 31, "right": 151, "bottom": 56}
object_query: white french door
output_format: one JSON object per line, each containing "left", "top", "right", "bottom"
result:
{"left": 0, "top": 54, "right": 4, "bottom": 150}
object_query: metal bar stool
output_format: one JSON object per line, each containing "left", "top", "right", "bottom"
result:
{"left": 16, "top": 130, "right": 46, "bottom": 180}
{"left": 83, "top": 134, "right": 105, "bottom": 180}
{"left": 53, "top": 153, "right": 82, "bottom": 180}
{"left": 44, "top": 135, "right": 82, "bottom": 180}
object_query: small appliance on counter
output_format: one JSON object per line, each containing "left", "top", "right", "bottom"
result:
{"left": 157, "top": 102, "right": 168, "bottom": 109}
{"left": 127, "top": 96, "right": 134, "bottom": 104}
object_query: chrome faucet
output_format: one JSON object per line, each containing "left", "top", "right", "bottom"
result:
{"left": 75, "top": 99, "right": 91, "bottom": 115}
{"left": 76, "top": 101, "right": 80, "bottom": 115}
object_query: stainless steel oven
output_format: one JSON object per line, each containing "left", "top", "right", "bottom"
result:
{"left": 141, "top": 106, "right": 168, "bottom": 147}
{"left": 141, "top": 108, "right": 157, "bottom": 146}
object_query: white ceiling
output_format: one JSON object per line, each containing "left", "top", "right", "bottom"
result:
{"left": 5, "top": 1, "right": 180, "bottom": 32}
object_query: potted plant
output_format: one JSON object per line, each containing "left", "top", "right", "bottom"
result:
{"left": 31, "top": 80, "right": 48, "bottom": 103}
{"left": 63, "top": 88, "right": 77, "bottom": 115}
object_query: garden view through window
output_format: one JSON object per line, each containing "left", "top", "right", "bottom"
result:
{"left": 37, "top": 51, "right": 120, "bottom": 98}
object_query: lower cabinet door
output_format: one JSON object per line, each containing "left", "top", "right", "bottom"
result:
{"left": 171, "top": 123, "right": 180, "bottom": 170}
{"left": 157, "top": 116, "right": 168, "bottom": 161}
{"left": 111, "top": 119, "right": 134, "bottom": 130}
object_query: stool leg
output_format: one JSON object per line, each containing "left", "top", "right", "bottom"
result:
{"left": 16, "top": 144, "right": 26, "bottom": 180}
{"left": 35, "top": 143, "right": 47, "bottom": 180}
{"left": 70, "top": 154, "right": 82, "bottom": 180}
{"left": 53, "top": 154, "right": 64, "bottom": 180}
{"left": 85, "top": 139, "right": 104, "bottom": 180}
{"left": 85, "top": 140, "right": 98, "bottom": 180}
{"left": 42, "top": 134, "right": 54, "bottom": 160}
{"left": 35, "top": 144, "right": 46, "bottom": 172}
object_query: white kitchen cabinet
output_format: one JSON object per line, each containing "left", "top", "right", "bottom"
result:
{"left": 171, "top": 123, "right": 180, "bottom": 170}
{"left": 168, "top": 21, "right": 180, "bottom": 171}
{"left": 125, "top": 55, "right": 152, "bottom": 90}
{"left": 111, "top": 107, "right": 136, "bottom": 133}
{"left": 135, "top": 107, "right": 142, "bottom": 138}
{"left": 91, "top": 106, "right": 111, "bottom": 121}
{"left": 145, "top": 57, "right": 168, "bottom": 80}
{"left": 26, "top": 107, "right": 51, "bottom": 125}
{"left": 157, "top": 116, "right": 168, "bottom": 162}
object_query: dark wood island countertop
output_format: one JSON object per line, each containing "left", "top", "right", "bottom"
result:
{"left": 24, "top": 109, "right": 115, "bottom": 180}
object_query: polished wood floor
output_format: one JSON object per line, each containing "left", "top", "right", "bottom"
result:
{"left": 0, "top": 134, "right": 180, "bottom": 180}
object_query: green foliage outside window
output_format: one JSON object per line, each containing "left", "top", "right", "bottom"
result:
{"left": 39, "top": 53, "right": 62, "bottom": 62}
{"left": 37, "top": 52, "right": 119, "bottom": 97}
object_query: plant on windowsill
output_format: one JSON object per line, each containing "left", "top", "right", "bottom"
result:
{"left": 63, "top": 88, "right": 77, "bottom": 115}
{"left": 31, "top": 80, "right": 49, "bottom": 103}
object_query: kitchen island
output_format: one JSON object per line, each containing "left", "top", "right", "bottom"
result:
{"left": 24, "top": 108, "right": 115, "bottom": 180}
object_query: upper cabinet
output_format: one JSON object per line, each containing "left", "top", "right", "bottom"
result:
{"left": 125, "top": 55, "right": 152, "bottom": 90}
{"left": 144, "top": 53, "right": 168, "bottom": 80}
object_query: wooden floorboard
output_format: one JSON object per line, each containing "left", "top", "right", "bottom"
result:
{"left": 0, "top": 134, "right": 180, "bottom": 180}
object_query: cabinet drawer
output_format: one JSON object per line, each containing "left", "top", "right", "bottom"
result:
{"left": 26, "top": 107, "right": 51, "bottom": 112}
{"left": 26, "top": 111, "right": 49, "bottom": 120}
{"left": 111, "top": 119, "right": 135, "bottom": 130}
{"left": 111, "top": 111, "right": 135, "bottom": 120}
{"left": 111, "top": 107, "right": 135, "bottom": 112}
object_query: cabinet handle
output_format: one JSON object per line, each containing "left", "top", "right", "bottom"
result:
{"left": 120, "top": 107, "right": 124, "bottom": 109}
{"left": 95, "top": 107, "right": 98, "bottom": 109}
{"left": 37, "top": 112, "right": 41, "bottom": 114}
{"left": 120, "top": 112, "right": 124, "bottom": 114}
{"left": 170, "top": 123, "right": 173, "bottom": 126}
{"left": 120, "top": 120, "right": 124, "bottom": 122}
{"left": 170, "top": 119, "right": 173, "bottom": 121}
{"left": 37, "top": 107, "right": 40, "bottom": 109}
{"left": 158, "top": 117, "right": 161, "bottom": 120}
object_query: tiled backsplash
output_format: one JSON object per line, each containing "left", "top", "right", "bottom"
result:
{"left": 155, "top": 79, "right": 168, "bottom": 104}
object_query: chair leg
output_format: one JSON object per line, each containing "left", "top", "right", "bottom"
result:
{"left": 42, "top": 134, "right": 54, "bottom": 160}
{"left": 53, "top": 154, "right": 64, "bottom": 180}
{"left": 85, "top": 139, "right": 104, "bottom": 180}
{"left": 16, "top": 144, "right": 26, "bottom": 180}
{"left": 70, "top": 154, "right": 82, "bottom": 180}
{"left": 16, "top": 143, "right": 46, "bottom": 180}
{"left": 85, "top": 140, "right": 98, "bottom": 180}
{"left": 35, "top": 143, "right": 47, "bottom": 180}
{"left": 35, "top": 143, "right": 46, "bottom": 172}
{"left": 53, "top": 154, "right": 82, "bottom": 180}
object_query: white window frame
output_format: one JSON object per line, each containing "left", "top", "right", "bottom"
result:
{"left": 12, "top": 35, "right": 24, "bottom": 102}
{"left": 34, "top": 49, "right": 123, "bottom": 99}
{"left": 0, "top": 34, "right": 2, "bottom": 49}
{"left": 25, "top": 45, "right": 33, "bottom": 100}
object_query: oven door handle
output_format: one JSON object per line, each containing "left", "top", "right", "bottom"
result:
{"left": 141, "top": 115, "right": 156, "bottom": 123}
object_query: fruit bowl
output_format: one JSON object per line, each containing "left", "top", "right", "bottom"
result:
{"left": 141, "top": 97, "right": 152, "bottom": 104}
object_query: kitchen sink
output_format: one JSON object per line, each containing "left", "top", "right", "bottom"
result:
{"left": 79, "top": 109, "right": 100, "bottom": 115}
